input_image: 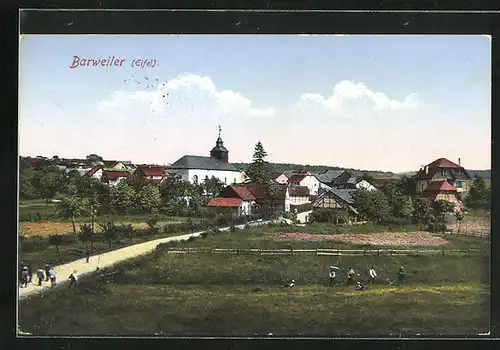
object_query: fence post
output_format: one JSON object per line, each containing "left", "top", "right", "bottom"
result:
{"left": 390, "top": 249, "right": 393, "bottom": 256}
{"left": 416, "top": 250, "right": 419, "bottom": 256}
{"left": 442, "top": 249, "right": 445, "bottom": 256}
{"left": 363, "top": 250, "right": 366, "bottom": 256}
{"left": 377, "top": 250, "right": 380, "bottom": 256}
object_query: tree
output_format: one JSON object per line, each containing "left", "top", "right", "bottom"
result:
{"left": 465, "top": 178, "right": 490, "bottom": 214}
{"left": 201, "top": 176, "right": 225, "bottom": 196}
{"left": 412, "top": 197, "right": 433, "bottom": 229}
{"left": 86, "top": 154, "right": 103, "bottom": 163}
{"left": 48, "top": 235, "right": 63, "bottom": 262}
{"left": 432, "top": 199, "right": 456, "bottom": 234}
{"left": 109, "top": 181, "right": 137, "bottom": 214}
{"left": 266, "top": 181, "right": 281, "bottom": 216}
{"left": 398, "top": 196, "right": 414, "bottom": 231}
{"left": 353, "top": 189, "right": 391, "bottom": 223}
{"left": 245, "top": 141, "right": 271, "bottom": 184}
{"left": 56, "top": 195, "right": 89, "bottom": 240}
{"left": 79, "top": 224, "right": 93, "bottom": 249}
{"left": 136, "top": 184, "right": 162, "bottom": 214}
{"left": 398, "top": 176, "right": 417, "bottom": 198}
{"left": 34, "top": 168, "right": 63, "bottom": 204}
{"left": 455, "top": 211, "right": 465, "bottom": 234}
{"left": 99, "top": 220, "right": 117, "bottom": 248}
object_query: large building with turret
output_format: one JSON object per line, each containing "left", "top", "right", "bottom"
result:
{"left": 167, "top": 127, "right": 245, "bottom": 185}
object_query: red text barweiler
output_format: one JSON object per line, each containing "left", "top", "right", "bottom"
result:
{"left": 70, "top": 56, "right": 157, "bottom": 68}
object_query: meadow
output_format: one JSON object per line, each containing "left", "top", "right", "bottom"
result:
{"left": 18, "top": 221, "right": 490, "bottom": 337}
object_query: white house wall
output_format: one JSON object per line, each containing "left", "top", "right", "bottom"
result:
{"left": 168, "top": 169, "right": 244, "bottom": 185}
{"left": 290, "top": 195, "right": 310, "bottom": 205}
{"left": 356, "top": 180, "right": 377, "bottom": 191}
{"left": 299, "top": 176, "right": 320, "bottom": 195}
{"left": 296, "top": 210, "right": 313, "bottom": 224}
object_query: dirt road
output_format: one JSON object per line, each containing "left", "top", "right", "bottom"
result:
{"left": 18, "top": 231, "right": 204, "bottom": 299}
{"left": 18, "top": 219, "right": 276, "bottom": 300}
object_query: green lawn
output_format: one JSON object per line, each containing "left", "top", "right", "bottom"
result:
{"left": 19, "top": 248, "right": 489, "bottom": 336}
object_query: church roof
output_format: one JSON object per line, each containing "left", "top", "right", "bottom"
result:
{"left": 168, "top": 155, "right": 239, "bottom": 171}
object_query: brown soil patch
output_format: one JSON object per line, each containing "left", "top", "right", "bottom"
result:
{"left": 19, "top": 222, "right": 148, "bottom": 237}
{"left": 272, "top": 232, "right": 450, "bottom": 247}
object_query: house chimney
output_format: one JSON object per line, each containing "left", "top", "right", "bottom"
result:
{"left": 458, "top": 158, "right": 461, "bottom": 166}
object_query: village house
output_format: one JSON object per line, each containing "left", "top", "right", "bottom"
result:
{"left": 312, "top": 185, "right": 359, "bottom": 222}
{"left": 422, "top": 180, "right": 462, "bottom": 212}
{"left": 288, "top": 186, "right": 311, "bottom": 206}
{"left": 288, "top": 172, "right": 321, "bottom": 196}
{"left": 84, "top": 165, "right": 104, "bottom": 180}
{"left": 167, "top": 128, "right": 244, "bottom": 185}
{"left": 414, "top": 158, "right": 470, "bottom": 196}
{"left": 271, "top": 173, "right": 289, "bottom": 184}
{"left": 207, "top": 185, "right": 257, "bottom": 217}
{"left": 101, "top": 170, "right": 132, "bottom": 187}
{"left": 135, "top": 166, "right": 166, "bottom": 185}
{"left": 209, "top": 183, "right": 290, "bottom": 217}
{"left": 314, "top": 169, "right": 376, "bottom": 192}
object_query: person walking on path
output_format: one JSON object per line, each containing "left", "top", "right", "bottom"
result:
{"left": 86, "top": 248, "right": 90, "bottom": 263}
{"left": 397, "top": 266, "right": 406, "bottom": 286}
{"left": 368, "top": 266, "right": 377, "bottom": 285}
{"left": 36, "top": 268, "right": 44, "bottom": 286}
{"left": 45, "top": 264, "right": 51, "bottom": 282}
{"left": 68, "top": 270, "right": 78, "bottom": 288}
{"left": 27, "top": 263, "right": 33, "bottom": 284}
{"left": 20, "top": 267, "right": 29, "bottom": 288}
{"left": 48, "top": 268, "right": 57, "bottom": 287}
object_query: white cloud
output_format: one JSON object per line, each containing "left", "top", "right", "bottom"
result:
{"left": 295, "top": 80, "right": 421, "bottom": 117}
{"left": 97, "top": 73, "right": 275, "bottom": 119}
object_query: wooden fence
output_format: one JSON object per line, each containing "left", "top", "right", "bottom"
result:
{"left": 163, "top": 247, "right": 483, "bottom": 257}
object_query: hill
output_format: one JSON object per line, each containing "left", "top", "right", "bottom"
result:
{"left": 398, "top": 170, "right": 490, "bottom": 180}
{"left": 231, "top": 162, "right": 400, "bottom": 179}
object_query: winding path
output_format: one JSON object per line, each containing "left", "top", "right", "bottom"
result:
{"left": 18, "top": 219, "right": 275, "bottom": 300}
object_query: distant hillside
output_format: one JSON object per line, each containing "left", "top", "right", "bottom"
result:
{"left": 232, "top": 162, "right": 400, "bottom": 179}
{"left": 398, "top": 169, "right": 490, "bottom": 180}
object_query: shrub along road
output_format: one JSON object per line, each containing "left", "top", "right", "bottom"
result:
{"left": 18, "top": 219, "right": 275, "bottom": 300}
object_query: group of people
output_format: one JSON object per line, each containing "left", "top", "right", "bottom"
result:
{"left": 19, "top": 263, "right": 57, "bottom": 288}
{"left": 19, "top": 262, "right": 79, "bottom": 289}
{"left": 328, "top": 265, "right": 406, "bottom": 290}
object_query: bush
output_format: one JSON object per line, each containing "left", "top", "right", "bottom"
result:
{"left": 21, "top": 236, "right": 48, "bottom": 252}
{"left": 199, "top": 231, "right": 208, "bottom": 239}
{"left": 19, "top": 212, "right": 57, "bottom": 222}
{"left": 146, "top": 215, "right": 161, "bottom": 229}
{"left": 187, "top": 236, "right": 196, "bottom": 242}
{"left": 426, "top": 222, "right": 447, "bottom": 233}
{"left": 230, "top": 225, "right": 237, "bottom": 233}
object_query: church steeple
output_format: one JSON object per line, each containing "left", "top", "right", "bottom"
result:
{"left": 210, "top": 125, "right": 229, "bottom": 162}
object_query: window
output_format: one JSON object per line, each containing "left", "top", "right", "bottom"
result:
{"left": 441, "top": 170, "right": 446, "bottom": 176}
{"left": 224, "top": 177, "right": 227, "bottom": 184}
{"left": 193, "top": 175, "right": 198, "bottom": 185}
{"left": 455, "top": 181, "right": 462, "bottom": 188}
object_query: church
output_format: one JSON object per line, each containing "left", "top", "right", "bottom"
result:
{"left": 167, "top": 127, "right": 245, "bottom": 185}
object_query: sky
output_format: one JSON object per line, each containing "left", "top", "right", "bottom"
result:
{"left": 19, "top": 35, "right": 491, "bottom": 172}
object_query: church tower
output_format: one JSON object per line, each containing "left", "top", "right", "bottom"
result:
{"left": 210, "top": 125, "right": 229, "bottom": 162}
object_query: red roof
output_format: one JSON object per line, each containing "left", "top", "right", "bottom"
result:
{"left": 86, "top": 165, "right": 103, "bottom": 177}
{"left": 103, "top": 170, "right": 131, "bottom": 180}
{"left": 288, "top": 174, "right": 307, "bottom": 183}
{"left": 139, "top": 166, "right": 165, "bottom": 176}
{"left": 426, "top": 158, "right": 461, "bottom": 169}
{"left": 207, "top": 197, "right": 243, "bottom": 208}
{"left": 423, "top": 180, "right": 457, "bottom": 193}
{"left": 229, "top": 186, "right": 256, "bottom": 201}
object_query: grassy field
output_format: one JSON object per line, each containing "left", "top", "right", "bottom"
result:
{"left": 19, "top": 222, "right": 490, "bottom": 336}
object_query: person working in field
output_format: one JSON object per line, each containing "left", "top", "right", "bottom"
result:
{"left": 345, "top": 267, "right": 357, "bottom": 285}
{"left": 397, "top": 266, "right": 405, "bottom": 286}
{"left": 328, "top": 266, "right": 338, "bottom": 286}
{"left": 368, "top": 266, "right": 377, "bottom": 285}
{"left": 355, "top": 281, "right": 366, "bottom": 291}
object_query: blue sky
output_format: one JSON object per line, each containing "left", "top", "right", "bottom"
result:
{"left": 19, "top": 35, "right": 491, "bottom": 172}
